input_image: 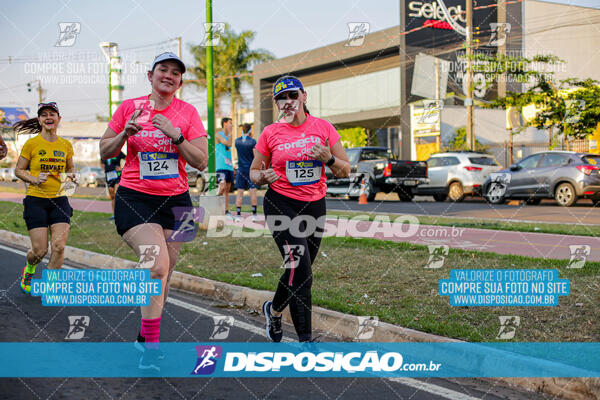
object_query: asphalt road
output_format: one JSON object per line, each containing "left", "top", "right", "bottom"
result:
{"left": 0, "top": 244, "right": 543, "bottom": 400}
{"left": 1, "top": 181, "right": 598, "bottom": 225}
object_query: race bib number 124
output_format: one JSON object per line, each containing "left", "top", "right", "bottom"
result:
{"left": 139, "top": 152, "right": 179, "bottom": 180}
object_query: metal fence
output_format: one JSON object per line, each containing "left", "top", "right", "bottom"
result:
{"left": 486, "top": 139, "right": 594, "bottom": 168}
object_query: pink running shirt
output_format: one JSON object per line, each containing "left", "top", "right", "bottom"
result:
{"left": 108, "top": 95, "right": 206, "bottom": 196}
{"left": 255, "top": 114, "right": 341, "bottom": 201}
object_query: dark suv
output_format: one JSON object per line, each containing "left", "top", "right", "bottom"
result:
{"left": 483, "top": 151, "right": 600, "bottom": 207}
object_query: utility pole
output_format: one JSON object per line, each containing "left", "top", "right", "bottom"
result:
{"left": 465, "top": 0, "right": 475, "bottom": 150}
{"left": 176, "top": 36, "right": 182, "bottom": 99}
{"left": 497, "top": 0, "right": 507, "bottom": 98}
{"left": 435, "top": 58, "right": 441, "bottom": 150}
{"left": 36, "top": 80, "right": 43, "bottom": 103}
{"left": 399, "top": 0, "right": 411, "bottom": 160}
{"left": 206, "top": 0, "right": 216, "bottom": 190}
{"left": 99, "top": 42, "right": 122, "bottom": 120}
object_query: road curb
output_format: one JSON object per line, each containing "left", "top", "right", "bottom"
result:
{"left": 1, "top": 229, "right": 598, "bottom": 399}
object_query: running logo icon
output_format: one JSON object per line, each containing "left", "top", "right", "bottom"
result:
{"left": 191, "top": 345, "right": 222, "bottom": 375}
{"left": 346, "top": 22, "right": 370, "bottom": 47}
{"left": 356, "top": 316, "right": 378, "bottom": 340}
{"left": 210, "top": 316, "right": 234, "bottom": 340}
{"left": 138, "top": 245, "right": 160, "bottom": 269}
{"left": 425, "top": 245, "right": 449, "bottom": 269}
{"left": 205, "top": 173, "right": 219, "bottom": 195}
{"left": 282, "top": 244, "right": 305, "bottom": 269}
{"left": 55, "top": 23, "right": 81, "bottom": 47}
{"left": 203, "top": 22, "right": 225, "bottom": 47}
{"left": 418, "top": 100, "right": 443, "bottom": 124}
{"left": 564, "top": 100, "right": 586, "bottom": 124}
{"left": 168, "top": 206, "right": 203, "bottom": 242}
{"left": 65, "top": 315, "right": 89, "bottom": 340}
{"left": 567, "top": 245, "right": 590, "bottom": 269}
{"left": 488, "top": 23, "right": 511, "bottom": 47}
{"left": 496, "top": 316, "right": 520, "bottom": 340}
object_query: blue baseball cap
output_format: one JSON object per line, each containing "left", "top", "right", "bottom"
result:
{"left": 152, "top": 52, "right": 186, "bottom": 73}
{"left": 273, "top": 76, "right": 303, "bottom": 98}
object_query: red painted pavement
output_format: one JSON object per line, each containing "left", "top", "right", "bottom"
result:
{"left": 1, "top": 192, "right": 597, "bottom": 262}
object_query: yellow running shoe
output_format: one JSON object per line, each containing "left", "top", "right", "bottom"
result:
{"left": 20, "top": 266, "right": 35, "bottom": 294}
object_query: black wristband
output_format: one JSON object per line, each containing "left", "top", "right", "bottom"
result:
{"left": 326, "top": 155, "right": 336, "bottom": 167}
{"left": 172, "top": 134, "right": 185, "bottom": 145}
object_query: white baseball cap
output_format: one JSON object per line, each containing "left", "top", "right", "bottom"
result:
{"left": 152, "top": 52, "right": 186, "bottom": 73}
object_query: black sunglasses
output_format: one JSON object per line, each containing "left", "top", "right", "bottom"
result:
{"left": 275, "top": 91, "right": 300, "bottom": 101}
{"left": 38, "top": 102, "right": 57, "bottom": 108}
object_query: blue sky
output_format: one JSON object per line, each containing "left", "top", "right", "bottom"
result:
{"left": 0, "top": 0, "right": 598, "bottom": 121}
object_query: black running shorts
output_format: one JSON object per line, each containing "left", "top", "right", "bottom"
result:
{"left": 22, "top": 195, "right": 73, "bottom": 230}
{"left": 114, "top": 185, "right": 193, "bottom": 236}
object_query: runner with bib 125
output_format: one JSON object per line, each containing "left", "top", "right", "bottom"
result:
{"left": 250, "top": 75, "right": 351, "bottom": 342}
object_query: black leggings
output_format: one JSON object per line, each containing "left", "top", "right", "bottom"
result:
{"left": 263, "top": 188, "right": 326, "bottom": 341}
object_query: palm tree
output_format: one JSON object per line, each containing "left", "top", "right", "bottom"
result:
{"left": 189, "top": 24, "right": 274, "bottom": 125}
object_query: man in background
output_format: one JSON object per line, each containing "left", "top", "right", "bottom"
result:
{"left": 216, "top": 117, "right": 234, "bottom": 218}
{"left": 101, "top": 151, "right": 126, "bottom": 220}
{"left": 234, "top": 123, "right": 258, "bottom": 221}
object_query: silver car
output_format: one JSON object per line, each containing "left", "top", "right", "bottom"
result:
{"left": 1, "top": 167, "right": 17, "bottom": 182}
{"left": 79, "top": 166, "right": 103, "bottom": 187}
{"left": 416, "top": 151, "right": 502, "bottom": 202}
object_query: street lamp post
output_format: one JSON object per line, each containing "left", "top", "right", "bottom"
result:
{"left": 206, "top": 0, "right": 216, "bottom": 190}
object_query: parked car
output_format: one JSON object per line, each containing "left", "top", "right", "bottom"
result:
{"left": 5, "top": 168, "right": 18, "bottom": 182}
{"left": 79, "top": 166, "right": 104, "bottom": 187}
{"left": 483, "top": 151, "right": 600, "bottom": 207}
{"left": 96, "top": 172, "right": 107, "bottom": 187}
{"left": 415, "top": 151, "right": 503, "bottom": 202}
{"left": 326, "top": 146, "right": 429, "bottom": 201}
{"left": 0, "top": 168, "right": 8, "bottom": 181}
{"left": 0, "top": 167, "right": 18, "bottom": 182}
{"left": 186, "top": 164, "right": 207, "bottom": 191}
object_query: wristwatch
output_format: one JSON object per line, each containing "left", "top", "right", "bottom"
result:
{"left": 326, "top": 155, "right": 336, "bottom": 167}
{"left": 172, "top": 134, "right": 185, "bottom": 145}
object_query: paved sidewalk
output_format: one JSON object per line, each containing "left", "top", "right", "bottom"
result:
{"left": 2, "top": 192, "right": 598, "bottom": 261}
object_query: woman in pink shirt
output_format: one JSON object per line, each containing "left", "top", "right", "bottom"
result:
{"left": 99, "top": 52, "right": 207, "bottom": 369}
{"left": 250, "top": 75, "right": 351, "bottom": 342}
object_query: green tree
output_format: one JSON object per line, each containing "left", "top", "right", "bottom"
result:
{"left": 189, "top": 24, "right": 274, "bottom": 122}
{"left": 473, "top": 52, "right": 600, "bottom": 142}
{"left": 490, "top": 77, "right": 600, "bottom": 143}
{"left": 445, "top": 126, "right": 487, "bottom": 152}
{"left": 338, "top": 127, "right": 366, "bottom": 147}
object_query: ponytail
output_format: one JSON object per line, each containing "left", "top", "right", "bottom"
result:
{"left": 13, "top": 117, "right": 42, "bottom": 135}
{"left": 303, "top": 102, "right": 310, "bottom": 115}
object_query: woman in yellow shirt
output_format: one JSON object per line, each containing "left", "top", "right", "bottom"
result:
{"left": 14, "top": 102, "right": 77, "bottom": 294}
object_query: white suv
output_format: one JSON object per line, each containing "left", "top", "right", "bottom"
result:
{"left": 416, "top": 151, "right": 502, "bottom": 202}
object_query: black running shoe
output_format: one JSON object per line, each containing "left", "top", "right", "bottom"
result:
{"left": 262, "top": 301, "right": 283, "bottom": 342}
{"left": 138, "top": 348, "right": 162, "bottom": 371}
{"left": 135, "top": 332, "right": 165, "bottom": 359}
{"left": 300, "top": 334, "right": 321, "bottom": 343}
{"left": 134, "top": 332, "right": 145, "bottom": 353}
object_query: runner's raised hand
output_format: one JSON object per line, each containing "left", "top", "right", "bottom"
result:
{"left": 123, "top": 107, "right": 143, "bottom": 137}
{"left": 261, "top": 161, "right": 280, "bottom": 184}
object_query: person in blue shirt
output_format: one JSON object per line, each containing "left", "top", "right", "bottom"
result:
{"left": 216, "top": 117, "right": 234, "bottom": 217}
{"left": 101, "top": 151, "right": 126, "bottom": 220}
{"left": 234, "top": 123, "right": 258, "bottom": 221}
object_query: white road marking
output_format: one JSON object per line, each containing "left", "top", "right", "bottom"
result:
{"left": 166, "top": 297, "right": 292, "bottom": 343}
{"left": 1, "top": 242, "right": 485, "bottom": 400}
{"left": 389, "top": 378, "right": 484, "bottom": 400}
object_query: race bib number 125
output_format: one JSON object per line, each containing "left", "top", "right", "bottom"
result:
{"left": 139, "top": 152, "right": 179, "bottom": 180}
{"left": 286, "top": 160, "right": 322, "bottom": 186}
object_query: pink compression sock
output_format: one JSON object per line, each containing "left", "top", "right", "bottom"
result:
{"left": 141, "top": 317, "right": 161, "bottom": 349}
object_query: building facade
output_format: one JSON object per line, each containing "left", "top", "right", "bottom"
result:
{"left": 253, "top": 0, "right": 600, "bottom": 161}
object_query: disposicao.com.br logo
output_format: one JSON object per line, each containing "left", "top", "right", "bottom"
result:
{"left": 193, "top": 347, "right": 441, "bottom": 376}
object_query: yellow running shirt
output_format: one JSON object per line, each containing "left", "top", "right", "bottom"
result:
{"left": 20, "top": 134, "right": 74, "bottom": 198}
